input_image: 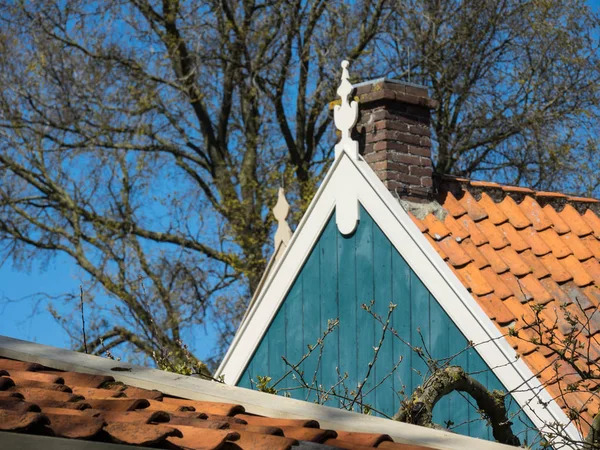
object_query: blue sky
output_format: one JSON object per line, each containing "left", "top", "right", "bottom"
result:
{"left": 2, "top": 0, "right": 600, "bottom": 365}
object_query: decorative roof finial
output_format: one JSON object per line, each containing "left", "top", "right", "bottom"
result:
{"left": 273, "top": 187, "right": 292, "bottom": 257}
{"left": 333, "top": 60, "right": 359, "bottom": 160}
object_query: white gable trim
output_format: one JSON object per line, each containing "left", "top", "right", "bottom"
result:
{"left": 216, "top": 152, "right": 581, "bottom": 447}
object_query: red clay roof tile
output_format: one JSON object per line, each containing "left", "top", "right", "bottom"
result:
{"left": 333, "top": 430, "right": 393, "bottom": 446}
{"left": 519, "top": 250, "right": 551, "bottom": 279}
{"left": 538, "top": 229, "right": 573, "bottom": 259}
{"left": 422, "top": 214, "right": 451, "bottom": 241}
{"left": 71, "top": 386, "right": 125, "bottom": 399}
{"left": 561, "top": 255, "right": 594, "bottom": 287}
{"left": 477, "top": 219, "right": 510, "bottom": 250}
{"left": 519, "top": 275, "right": 553, "bottom": 306}
{"left": 122, "top": 386, "right": 163, "bottom": 400}
{"left": 583, "top": 210, "right": 600, "bottom": 237}
{"left": 582, "top": 235, "right": 600, "bottom": 259}
{"left": 44, "top": 412, "right": 105, "bottom": 439}
{"left": 476, "top": 293, "right": 517, "bottom": 325}
{"left": 479, "top": 267, "right": 513, "bottom": 300}
{"left": 518, "top": 227, "right": 552, "bottom": 257}
{"left": 437, "top": 236, "right": 472, "bottom": 267}
{"left": 456, "top": 264, "right": 494, "bottom": 296}
{"left": 562, "top": 233, "right": 594, "bottom": 261}
{"left": 478, "top": 193, "right": 508, "bottom": 225}
{"left": 224, "top": 430, "right": 295, "bottom": 450}
{"left": 560, "top": 205, "right": 594, "bottom": 237}
{"left": 519, "top": 197, "right": 553, "bottom": 231}
{"left": 106, "top": 422, "right": 184, "bottom": 446}
{"left": 478, "top": 245, "right": 510, "bottom": 274}
{"left": 496, "top": 247, "right": 532, "bottom": 277}
{"left": 279, "top": 426, "right": 337, "bottom": 442}
{"left": 443, "top": 214, "right": 471, "bottom": 241}
{"left": 441, "top": 191, "right": 468, "bottom": 218}
{"left": 539, "top": 254, "right": 574, "bottom": 284}
{"left": 456, "top": 214, "right": 490, "bottom": 246}
{"left": 235, "top": 414, "right": 320, "bottom": 428}
{"left": 85, "top": 398, "right": 150, "bottom": 412}
{"left": 0, "top": 410, "right": 49, "bottom": 432}
{"left": 498, "top": 196, "right": 532, "bottom": 229}
{"left": 460, "top": 240, "right": 490, "bottom": 270}
{"left": 498, "top": 223, "right": 530, "bottom": 252}
{"left": 542, "top": 205, "right": 571, "bottom": 235}
{"left": 408, "top": 211, "right": 428, "bottom": 233}
{"left": 459, "top": 191, "right": 488, "bottom": 221}
{"left": 163, "top": 397, "right": 245, "bottom": 416}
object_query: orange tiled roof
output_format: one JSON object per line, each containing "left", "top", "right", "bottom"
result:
{"left": 410, "top": 175, "right": 600, "bottom": 433}
{"left": 0, "top": 356, "right": 433, "bottom": 450}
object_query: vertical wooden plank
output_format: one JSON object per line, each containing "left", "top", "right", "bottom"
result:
{"left": 372, "top": 221, "right": 394, "bottom": 417}
{"left": 246, "top": 331, "right": 270, "bottom": 389}
{"left": 410, "top": 272, "right": 429, "bottom": 397}
{"left": 284, "top": 275, "right": 304, "bottom": 399}
{"left": 355, "top": 207, "right": 375, "bottom": 412}
{"left": 319, "top": 215, "right": 339, "bottom": 407}
{"left": 446, "top": 325, "right": 469, "bottom": 436}
{"left": 429, "top": 294, "right": 450, "bottom": 427}
{"left": 467, "top": 348, "right": 490, "bottom": 439}
{"left": 302, "top": 234, "right": 322, "bottom": 402}
{"left": 268, "top": 305, "right": 287, "bottom": 396}
{"left": 338, "top": 207, "right": 357, "bottom": 408}
{"left": 391, "top": 250, "right": 412, "bottom": 414}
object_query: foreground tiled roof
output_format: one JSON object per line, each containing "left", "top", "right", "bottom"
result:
{"left": 0, "top": 356, "right": 433, "bottom": 450}
{"left": 410, "top": 175, "right": 600, "bottom": 433}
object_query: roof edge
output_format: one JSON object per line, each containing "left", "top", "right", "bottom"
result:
{"left": 0, "top": 334, "right": 519, "bottom": 450}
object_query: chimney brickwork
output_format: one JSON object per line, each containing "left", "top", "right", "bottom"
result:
{"left": 354, "top": 80, "right": 437, "bottom": 203}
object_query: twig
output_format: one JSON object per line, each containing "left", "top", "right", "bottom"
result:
{"left": 80, "top": 285, "right": 88, "bottom": 354}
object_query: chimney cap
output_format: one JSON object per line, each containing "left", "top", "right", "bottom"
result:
{"left": 352, "top": 78, "right": 437, "bottom": 110}
{"left": 352, "top": 77, "right": 427, "bottom": 90}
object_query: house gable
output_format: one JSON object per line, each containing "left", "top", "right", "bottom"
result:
{"left": 238, "top": 204, "right": 541, "bottom": 444}
{"left": 217, "top": 152, "right": 580, "bottom": 447}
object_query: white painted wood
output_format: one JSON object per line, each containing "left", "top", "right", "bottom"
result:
{"left": 273, "top": 187, "right": 292, "bottom": 255}
{"left": 333, "top": 60, "right": 359, "bottom": 161}
{"left": 216, "top": 150, "right": 581, "bottom": 447}
{"left": 0, "top": 335, "right": 527, "bottom": 450}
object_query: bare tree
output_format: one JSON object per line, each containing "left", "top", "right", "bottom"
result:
{"left": 382, "top": 0, "right": 600, "bottom": 195}
{"left": 0, "top": 0, "right": 599, "bottom": 370}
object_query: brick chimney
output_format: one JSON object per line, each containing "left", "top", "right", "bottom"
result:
{"left": 353, "top": 79, "right": 436, "bottom": 203}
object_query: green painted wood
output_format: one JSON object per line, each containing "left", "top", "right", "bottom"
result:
{"left": 373, "top": 223, "right": 395, "bottom": 417}
{"left": 391, "top": 248, "right": 413, "bottom": 414}
{"left": 410, "top": 272, "right": 430, "bottom": 395}
{"left": 319, "top": 217, "right": 339, "bottom": 407}
{"left": 302, "top": 240, "right": 322, "bottom": 402}
{"left": 338, "top": 220, "right": 358, "bottom": 407}
{"left": 355, "top": 210, "right": 375, "bottom": 412}
{"left": 238, "top": 205, "right": 542, "bottom": 446}
{"left": 284, "top": 276, "right": 304, "bottom": 399}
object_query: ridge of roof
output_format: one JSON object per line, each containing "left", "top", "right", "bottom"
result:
{"left": 435, "top": 174, "right": 600, "bottom": 214}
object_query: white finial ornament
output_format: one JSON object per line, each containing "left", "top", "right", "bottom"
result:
{"left": 334, "top": 60, "right": 359, "bottom": 160}
{"left": 273, "top": 187, "right": 292, "bottom": 256}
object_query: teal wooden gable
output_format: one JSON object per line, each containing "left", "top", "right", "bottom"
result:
{"left": 238, "top": 205, "right": 542, "bottom": 447}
